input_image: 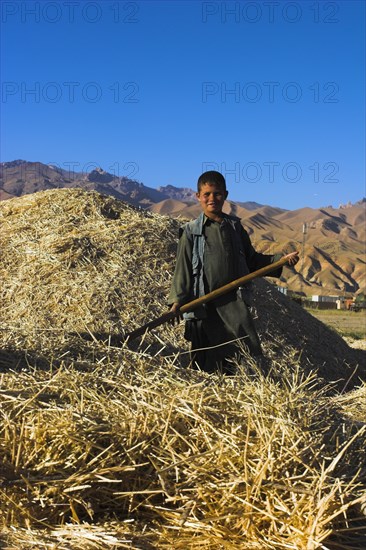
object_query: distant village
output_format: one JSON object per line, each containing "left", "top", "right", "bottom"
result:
{"left": 277, "top": 286, "right": 366, "bottom": 311}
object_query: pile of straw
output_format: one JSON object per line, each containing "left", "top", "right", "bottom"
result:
{"left": 1, "top": 355, "right": 365, "bottom": 549}
{"left": 1, "top": 188, "right": 364, "bottom": 386}
{"left": 252, "top": 278, "right": 366, "bottom": 390}
{"left": 1, "top": 189, "right": 365, "bottom": 548}
{"left": 0, "top": 188, "right": 183, "bottom": 359}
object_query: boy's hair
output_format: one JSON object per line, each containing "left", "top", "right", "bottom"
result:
{"left": 197, "top": 171, "right": 226, "bottom": 192}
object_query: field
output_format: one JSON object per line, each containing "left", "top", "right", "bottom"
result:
{"left": 305, "top": 308, "right": 366, "bottom": 341}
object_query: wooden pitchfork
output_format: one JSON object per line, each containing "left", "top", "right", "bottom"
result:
{"left": 125, "top": 252, "right": 298, "bottom": 341}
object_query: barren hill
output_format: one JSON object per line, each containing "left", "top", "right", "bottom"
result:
{"left": 0, "top": 160, "right": 170, "bottom": 206}
{"left": 1, "top": 161, "right": 365, "bottom": 296}
{"left": 153, "top": 199, "right": 366, "bottom": 296}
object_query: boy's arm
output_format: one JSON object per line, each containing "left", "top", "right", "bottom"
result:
{"left": 168, "top": 230, "right": 193, "bottom": 306}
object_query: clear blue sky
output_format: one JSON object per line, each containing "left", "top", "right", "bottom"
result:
{"left": 1, "top": 0, "right": 365, "bottom": 209}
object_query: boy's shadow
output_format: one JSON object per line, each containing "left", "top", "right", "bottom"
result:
{"left": 0, "top": 330, "right": 185, "bottom": 373}
{"left": 0, "top": 347, "right": 50, "bottom": 372}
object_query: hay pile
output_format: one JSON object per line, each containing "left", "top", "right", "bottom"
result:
{"left": 252, "top": 279, "right": 366, "bottom": 390}
{"left": 0, "top": 188, "right": 183, "bottom": 359}
{"left": 1, "top": 357, "right": 365, "bottom": 549}
{"left": 0, "top": 188, "right": 364, "bottom": 386}
{"left": 1, "top": 189, "right": 365, "bottom": 549}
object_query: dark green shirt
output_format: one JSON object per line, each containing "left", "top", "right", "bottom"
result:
{"left": 169, "top": 214, "right": 281, "bottom": 306}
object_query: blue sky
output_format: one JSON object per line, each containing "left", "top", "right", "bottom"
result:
{"left": 1, "top": 0, "right": 365, "bottom": 209}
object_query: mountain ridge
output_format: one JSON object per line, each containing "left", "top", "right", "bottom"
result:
{"left": 1, "top": 160, "right": 364, "bottom": 210}
{"left": 1, "top": 161, "right": 365, "bottom": 296}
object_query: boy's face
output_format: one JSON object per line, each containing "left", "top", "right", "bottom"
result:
{"left": 196, "top": 182, "right": 228, "bottom": 219}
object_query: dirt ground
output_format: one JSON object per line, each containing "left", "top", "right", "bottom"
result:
{"left": 305, "top": 308, "right": 366, "bottom": 349}
{"left": 344, "top": 338, "right": 366, "bottom": 350}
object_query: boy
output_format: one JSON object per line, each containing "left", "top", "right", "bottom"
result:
{"left": 168, "top": 171, "right": 299, "bottom": 373}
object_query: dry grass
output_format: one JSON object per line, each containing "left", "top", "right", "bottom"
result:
{"left": 0, "top": 189, "right": 365, "bottom": 549}
{"left": 0, "top": 189, "right": 182, "bottom": 357}
{"left": 305, "top": 309, "right": 366, "bottom": 340}
{"left": 1, "top": 352, "right": 365, "bottom": 549}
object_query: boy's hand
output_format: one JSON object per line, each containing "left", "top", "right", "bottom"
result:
{"left": 169, "top": 303, "right": 183, "bottom": 326}
{"left": 283, "top": 251, "right": 300, "bottom": 266}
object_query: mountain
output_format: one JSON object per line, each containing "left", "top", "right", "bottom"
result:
{"left": 0, "top": 160, "right": 75, "bottom": 200}
{"left": 156, "top": 184, "right": 196, "bottom": 202}
{"left": 1, "top": 160, "right": 365, "bottom": 296}
{"left": 0, "top": 161, "right": 170, "bottom": 206}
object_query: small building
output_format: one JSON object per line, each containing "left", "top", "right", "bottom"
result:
{"left": 311, "top": 295, "right": 339, "bottom": 303}
{"left": 308, "top": 295, "right": 339, "bottom": 310}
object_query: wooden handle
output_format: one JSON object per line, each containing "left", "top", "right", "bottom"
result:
{"left": 125, "top": 253, "right": 296, "bottom": 341}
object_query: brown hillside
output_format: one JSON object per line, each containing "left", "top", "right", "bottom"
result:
{"left": 161, "top": 201, "right": 366, "bottom": 296}
{"left": 150, "top": 198, "right": 191, "bottom": 215}
{"left": 1, "top": 161, "right": 365, "bottom": 296}
{"left": 0, "top": 161, "right": 74, "bottom": 196}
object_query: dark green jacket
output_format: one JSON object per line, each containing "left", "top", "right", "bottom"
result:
{"left": 169, "top": 212, "right": 282, "bottom": 319}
